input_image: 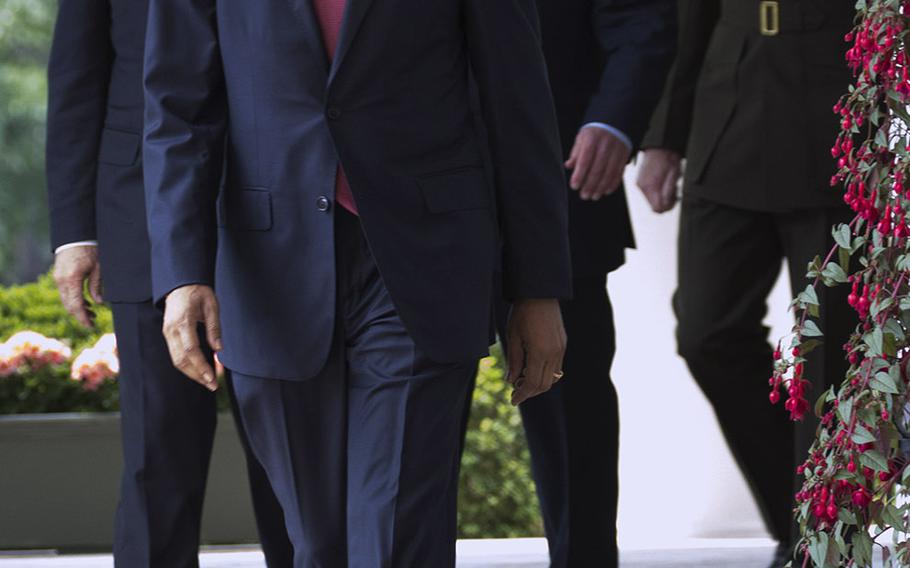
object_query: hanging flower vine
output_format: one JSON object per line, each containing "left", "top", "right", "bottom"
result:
{"left": 770, "top": 1, "right": 910, "bottom": 566}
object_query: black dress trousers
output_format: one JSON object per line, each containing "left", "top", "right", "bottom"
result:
{"left": 674, "top": 196, "right": 854, "bottom": 544}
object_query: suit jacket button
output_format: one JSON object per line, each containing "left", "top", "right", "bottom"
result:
{"left": 327, "top": 107, "right": 342, "bottom": 120}
{"left": 317, "top": 196, "right": 331, "bottom": 212}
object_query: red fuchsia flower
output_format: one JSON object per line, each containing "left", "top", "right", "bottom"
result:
{"left": 70, "top": 334, "right": 119, "bottom": 391}
{"left": 5, "top": 331, "right": 72, "bottom": 368}
{"left": 0, "top": 341, "right": 25, "bottom": 378}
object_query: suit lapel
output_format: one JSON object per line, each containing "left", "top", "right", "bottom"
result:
{"left": 284, "top": 0, "right": 330, "bottom": 79}
{"left": 328, "top": 0, "right": 375, "bottom": 86}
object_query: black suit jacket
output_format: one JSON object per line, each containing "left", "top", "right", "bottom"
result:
{"left": 143, "top": 0, "right": 572, "bottom": 380}
{"left": 535, "top": 0, "right": 676, "bottom": 276}
{"left": 46, "top": 0, "right": 151, "bottom": 302}
{"left": 644, "top": 0, "right": 855, "bottom": 211}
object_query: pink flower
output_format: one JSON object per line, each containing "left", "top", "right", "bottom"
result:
{"left": 70, "top": 340, "right": 119, "bottom": 391}
{"left": 4, "top": 331, "right": 72, "bottom": 369}
{"left": 0, "top": 342, "right": 24, "bottom": 378}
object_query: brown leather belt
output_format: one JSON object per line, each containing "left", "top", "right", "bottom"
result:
{"left": 720, "top": 0, "right": 828, "bottom": 37}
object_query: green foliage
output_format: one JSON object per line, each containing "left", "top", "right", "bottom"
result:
{"left": 0, "top": 272, "right": 117, "bottom": 413}
{"left": 458, "top": 347, "right": 543, "bottom": 539}
{"left": 0, "top": 276, "right": 543, "bottom": 537}
{"left": 0, "top": 0, "right": 55, "bottom": 284}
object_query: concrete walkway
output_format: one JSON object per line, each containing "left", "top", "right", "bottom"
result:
{"left": 0, "top": 538, "right": 801, "bottom": 568}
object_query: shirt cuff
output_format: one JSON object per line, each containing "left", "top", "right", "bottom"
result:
{"left": 581, "top": 123, "right": 633, "bottom": 151}
{"left": 55, "top": 241, "right": 99, "bottom": 254}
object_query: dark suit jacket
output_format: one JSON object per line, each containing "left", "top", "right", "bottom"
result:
{"left": 644, "top": 0, "right": 855, "bottom": 211}
{"left": 46, "top": 0, "right": 151, "bottom": 303}
{"left": 143, "top": 0, "right": 573, "bottom": 380}
{"left": 535, "top": 0, "right": 676, "bottom": 276}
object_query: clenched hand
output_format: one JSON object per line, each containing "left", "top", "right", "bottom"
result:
{"left": 565, "top": 127, "right": 632, "bottom": 201}
{"left": 53, "top": 246, "right": 103, "bottom": 328}
{"left": 636, "top": 148, "right": 682, "bottom": 213}
{"left": 506, "top": 299, "right": 567, "bottom": 406}
{"left": 162, "top": 284, "right": 222, "bottom": 391}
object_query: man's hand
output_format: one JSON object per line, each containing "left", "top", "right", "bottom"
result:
{"left": 636, "top": 148, "right": 682, "bottom": 213}
{"left": 565, "top": 127, "right": 632, "bottom": 201}
{"left": 162, "top": 285, "right": 222, "bottom": 391}
{"left": 53, "top": 246, "right": 103, "bottom": 328}
{"left": 505, "top": 299, "right": 567, "bottom": 406}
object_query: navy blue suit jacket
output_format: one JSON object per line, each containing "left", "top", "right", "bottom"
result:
{"left": 535, "top": 0, "right": 676, "bottom": 276}
{"left": 46, "top": 0, "right": 151, "bottom": 303}
{"left": 143, "top": 0, "right": 573, "bottom": 380}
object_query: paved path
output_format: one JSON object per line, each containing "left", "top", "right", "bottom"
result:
{"left": 0, "top": 538, "right": 807, "bottom": 568}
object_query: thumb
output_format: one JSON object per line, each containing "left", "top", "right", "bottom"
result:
{"left": 564, "top": 140, "right": 580, "bottom": 169}
{"left": 505, "top": 329, "right": 525, "bottom": 386}
{"left": 88, "top": 263, "right": 104, "bottom": 304}
{"left": 202, "top": 293, "right": 223, "bottom": 352}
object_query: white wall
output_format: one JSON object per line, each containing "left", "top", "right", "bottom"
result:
{"left": 611, "top": 165, "right": 795, "bottom": 547}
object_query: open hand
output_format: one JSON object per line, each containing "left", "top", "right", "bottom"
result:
{"left": 505, "top": 299, "right": 567, "bottom": 406}
{"left": 162, "top": 284, "right": 222, "bottom": 391}
{"left": 53, "top": 246, "right": 103, "bottom": 328}
{"left": 565, "top": 127, "right": 632, "bottom": 201}
{"left": 636, "top": 148, "right": 682, "bottom": 213}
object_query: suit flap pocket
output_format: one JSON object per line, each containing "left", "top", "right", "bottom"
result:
{"left": 417, "top": 167, "right": 490, "bottom": 213}
{"left": 98, "top": 128, "right": 140, "bottom": 166}
{"left": 218, "top": 188, "right": 273, "bottom": 231}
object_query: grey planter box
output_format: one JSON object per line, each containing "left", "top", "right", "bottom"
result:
{"left": 0, "top": 412, "right": 261, "bottom": 551}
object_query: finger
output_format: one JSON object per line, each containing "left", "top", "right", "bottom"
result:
{"left": 580, "top": 142, "right": 610, "bottom": 200}
{"left": 657, "top": 166, "right": 681, "bottom": 212}
{"left": 62, "top": 281, "right": 94, "bottom": 328}
{"left": 505, "top": 331, "right": 525, "bottom": 386}
{"left": 169, "top": 320, "right": 217, "bottom": 391}
{"left": 88, "top": 263, "right": 104, "bottom": 304}
{"left": 564, "top": 137, "right": 581, "bottom": 170}
{"left": 595, "top": 152, "right": 626, "bottom": 200}
{"left": 512, "top": 353, "right": 546, "bottom": 406}
{"left": 569, "top": 141, "right": 594, "bottom": 191}
{"left": 202, "top": 295, "right": 223, "bottom": 352}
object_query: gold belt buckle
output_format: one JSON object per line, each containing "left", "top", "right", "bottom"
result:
{"left": 760, "top": 0, "right": 780, "bottom": 36}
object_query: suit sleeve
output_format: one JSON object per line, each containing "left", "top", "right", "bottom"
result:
{"left": 584, "top": 0, "right": 677, "bottom": 150}
{"left": 642, "top": 0, "right": 720, "bottom": 154}
{"left": 143, "top": 0, "right": 227, "bottom": 303}
{"left": 464, "top": 0, "right": 572, "bottom": 301}
{"left": 45, "top": 0, "right": 112, "bottom": 251}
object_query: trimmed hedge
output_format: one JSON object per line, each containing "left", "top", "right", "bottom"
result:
{"left": 0, "top": 274, "right": 542, "bottom": 538}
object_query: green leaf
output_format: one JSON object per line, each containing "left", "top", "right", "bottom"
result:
{"left": 882, "top": 504, "right": 904, "bottom": 528}
{"left": 865, "top": 328, "right": 884, "bottom": 356}
{"left": 800, "top": 338, "right": 823, "bottom": 355}
{"left": 853, "top": 532, "right": 873, "bottom": 567}
{"left": 860, "top": 449, "right": 889, "bottom": 472}
{"left": 852, "top": 425, "right": 877, "bottom": 444}
{"left": 833, "top": 224, "right": 853, "bottom": 249}
{"left": 797, "top": 284, "right": 820, "bottom": 306}
{"left": 822, "top": 262, "right": 849, "bottom": 283}
{"left": 870, "top": 371, "right": 901, "bottom": 394}
{"left": 838, "top": 397, "right": 853, "bottom": 423}
{"left": 872, "top": 297, "right": 895, "bottom": 319}
{"left": 838, "top": 509, "right": 858, "bottom": 525}
{"left": 803, "top": 320, "right": 824, "bottom": 338}
{"left": 809, "top": 533, "right": 830, "bottom": 567}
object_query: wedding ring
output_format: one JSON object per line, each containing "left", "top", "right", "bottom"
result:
{"left": 553, "top": 371, "right": 565, "bottom": 380}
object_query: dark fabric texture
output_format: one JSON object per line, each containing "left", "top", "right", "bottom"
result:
{"left": 674, "top": 197, "right": 854, "bottom": 544}
{"left": 142, "top": 0, "right": 573, "bottom": 380}
{"left": 644, "top": 0, "right": 856, "bottom": 212}
{"left": 232, "top": 210, "right": 476, "bottom": 568}
{"left": 534, "top": 0, "right": 677, "bottom": 276}
{"left": 45, "top": 0, "right": 151, "bottom": 302}
{"left": 111, "top": 301, "right": 292, "bottom": 568}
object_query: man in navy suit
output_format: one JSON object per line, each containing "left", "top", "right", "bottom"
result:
{"left": 142, "top": 0, "right": 572, "bottom": 565}
{"left": 45, "top": 1, "right": 292, "bottom": 566}
{"left": 479, "top": 2, "right": 677, "bottom": 566}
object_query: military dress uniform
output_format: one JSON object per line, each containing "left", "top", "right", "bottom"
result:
{"left": 644, "top": 0, "right": 857, "bottom": 554}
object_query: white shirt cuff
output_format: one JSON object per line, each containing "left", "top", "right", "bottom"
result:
{"left": 55, "top": 241, "right": 99, "bottom": 254}
{"left": 581, "top": 123, "right": 633, "bottom": 151}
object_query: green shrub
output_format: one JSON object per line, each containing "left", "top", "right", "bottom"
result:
{"left": 0, "top": 275, "right": 543, "bottom": 537}
{"left": 457, "top": 347, "right": 543, "bottom": 538}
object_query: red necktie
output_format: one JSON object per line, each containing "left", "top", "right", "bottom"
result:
{"left": 313, "top": 0, "right": 358, "bottom": 215}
